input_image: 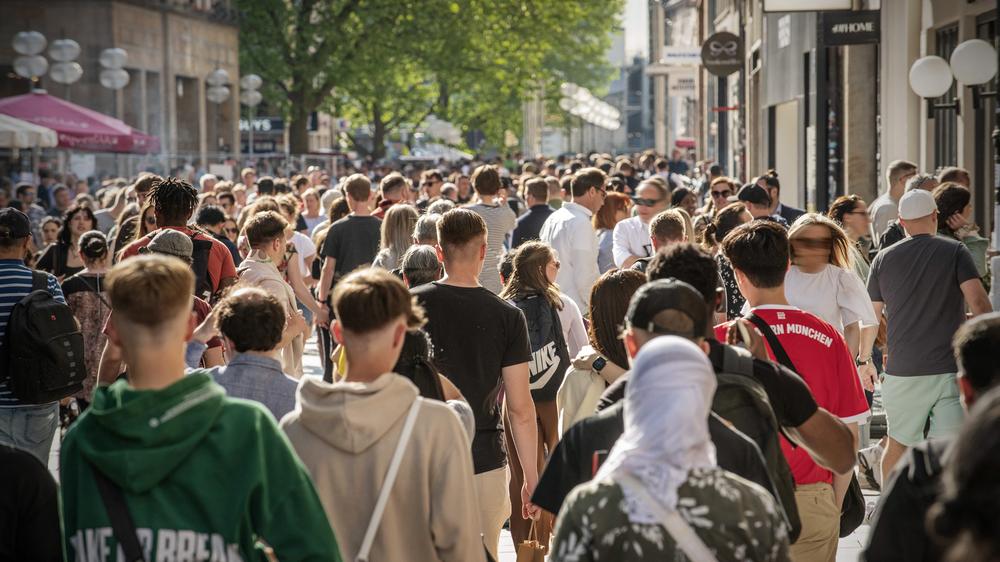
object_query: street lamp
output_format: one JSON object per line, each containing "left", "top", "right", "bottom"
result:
{"left": 206, "top": 68, "right": 231, "bottom": 154}
{"left": 12, "top": 31, "right": 48, "bottom": 85}
{"left": 908, "top": 55, "right": 957, "bottom": 117}
{"left": 949, "top": 39, "right": 998, "bottom": 110}
{"left": 47, "top": 39, "right": 83, "bottom": 100}
{"left": 239, "top": 74, "right": 263, "bottom": 160}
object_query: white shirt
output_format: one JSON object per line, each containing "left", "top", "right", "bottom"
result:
{"left": 558, "top": 293, "right": 588, "bottom": 359}
{"left": 784, "top": 264, "right": 877, "bottom": 333}
{"left": 611, "top": 216, "right": 652, "bottom": 268}
{"left": 540, "top": 202, "right": 599, "bottom": 311}
{"left": 289, "top": 231, "right": 316, "bottom": 274}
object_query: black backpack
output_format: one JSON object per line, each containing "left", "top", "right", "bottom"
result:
{"left": 512, "top": 293, "right": 570, "bottom": 402}
{"left": 2, "top": 271, "right": 86, "bottom": 403}
{"left": 708, "top": 343, "right": 802, "bottom": 543}
{"left": 143, "top": 230, "right": 215, "bottom": 302}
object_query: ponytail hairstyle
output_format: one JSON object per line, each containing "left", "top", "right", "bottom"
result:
{"left": 391, "top": 329, "right": 446, "bottom": 400}
{"left": 702, "top": 202, "right": 749, "bottom": 252}
{"left": 78, "top": 230, "right": 109, "bottom": 264}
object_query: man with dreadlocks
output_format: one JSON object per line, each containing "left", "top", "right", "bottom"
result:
{"left": 120, "top": 177, "right": 237, "bottom": 302}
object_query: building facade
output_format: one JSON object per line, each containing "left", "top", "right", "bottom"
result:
{"left": 0, "top": 0, "right": 241, "bottom": 175}
{"left": 694, "top": 0, "right": 997, "bottom": 228}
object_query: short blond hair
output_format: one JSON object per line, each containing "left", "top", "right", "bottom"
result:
{"left": 107, "top": 255, "right": 193, "bottom": 328}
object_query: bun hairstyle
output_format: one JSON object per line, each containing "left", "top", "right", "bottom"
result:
{"left": 79, "top": 230, "right": 109, "bottom": 261}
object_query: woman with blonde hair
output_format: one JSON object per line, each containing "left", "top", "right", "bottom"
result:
{"left": 785, "top": 213, "right": 878, "bottom": 391}
{"left": 373, "top": 203, "right": 419, "bottom": 270}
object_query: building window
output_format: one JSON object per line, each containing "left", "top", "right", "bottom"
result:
{"left": 934, "top": 25, "right": 959, "bottom": 170}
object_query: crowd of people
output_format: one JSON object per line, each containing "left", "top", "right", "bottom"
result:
{"left": 0, "top": 150, "right": 997, "bottom": 562}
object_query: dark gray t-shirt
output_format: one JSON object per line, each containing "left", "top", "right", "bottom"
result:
{"left": 319, "top": 215, "right": 381, "bottom": 277}
{"left": 867, "top": 234, "right": 980, "bottom": 376}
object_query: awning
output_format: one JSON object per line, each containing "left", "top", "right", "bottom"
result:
{"left": 0, "top": 114, "right": 58, "bottom": 149}
{"left": 0, "top": 90, "right": 160, "bottom": 154}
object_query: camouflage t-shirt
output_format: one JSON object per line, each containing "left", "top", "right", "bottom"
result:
{"left": 550, "top": 467, "right": 790, "bottom": 562}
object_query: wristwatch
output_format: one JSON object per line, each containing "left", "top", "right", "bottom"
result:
{"left": 856, "top": 357, "right": 872, "bottom": 367}
{"left": 591, "top": 357, "right": 607, "bottom": 372}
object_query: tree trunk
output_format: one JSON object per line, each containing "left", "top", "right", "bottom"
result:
{"left": 288, "top": 89, "right": 312, "bottom": 154}
{"left": 370, "top": 102, "right": 387, "bottom": 160}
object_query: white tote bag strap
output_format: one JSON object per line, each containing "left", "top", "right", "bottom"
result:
{"left": 355, "top": 398, "right": 422, "bottom": 562}
{"left": 618, "top": 473, "right": 719, "bottom": 562}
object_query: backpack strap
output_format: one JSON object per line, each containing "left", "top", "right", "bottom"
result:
{"left": 618, "top": 473, "right": 719, "bottom": 562}
{"left": 91, "top": 463, "right": 146, "bottom": 562}
{"left": 30, "top": 270, "right": 48, "bottom": 292}
{"left": 746, "top": 314, "right": 798, "bottom": 373}
{"left": 356, "top": 398, "right": 422, "bottom": 562}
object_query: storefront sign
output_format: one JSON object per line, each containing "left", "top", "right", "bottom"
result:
{"left": 701, "top": 32, "right": 743, "bottom": 77}
{"left": 668, "top": 73, "right": 697, "bottom": 96}
{"left": 240, "top": 139, "right": 278, "bottom": 153}
{"left": 820, "top": 10, "right": 880, "bottom": 46}
{"left": 239, "top": 117, "right": 283, "bottom": 133}
{"left": 661, "top": 46, "right": 702, "bottom": 67}
{"left": 764, "top": 0, "right": 851, "bottom": 12}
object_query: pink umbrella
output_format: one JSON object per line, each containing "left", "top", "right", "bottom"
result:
{"left": 0, "top": 90, "right": 160, "bottom": 153}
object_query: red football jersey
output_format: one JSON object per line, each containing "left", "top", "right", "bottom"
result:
{"left": 716, "top": 305, "right": 869, "bottom": 485}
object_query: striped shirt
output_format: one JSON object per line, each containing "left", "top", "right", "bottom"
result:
{"left": 0, "top": 260, "right": 64, "bottom": 407}
{"left": 467, "top": 202, "right": 517, "bottom": 294}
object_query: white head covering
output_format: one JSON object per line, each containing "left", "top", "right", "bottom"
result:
{"left": 594, "top": 336, "right": 717, "bottom": 524}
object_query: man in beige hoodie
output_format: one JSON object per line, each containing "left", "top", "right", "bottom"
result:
{"left": 281, "top": 268, "right": 483, "bottom": 562}
{"left": 237, "top": 211, "right": 307, "bottom": 377}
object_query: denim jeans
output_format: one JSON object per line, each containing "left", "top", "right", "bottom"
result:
{"left": 0, "top": 402, "right": 59, "bottom": 465}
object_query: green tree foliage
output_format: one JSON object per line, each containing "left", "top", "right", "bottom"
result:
{"left": 237, "top": 0, "right": 622, "bottom": 156}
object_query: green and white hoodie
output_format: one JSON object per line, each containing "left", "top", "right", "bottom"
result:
{"left": 61, "top": 371, "right": 341, "bottom": 562}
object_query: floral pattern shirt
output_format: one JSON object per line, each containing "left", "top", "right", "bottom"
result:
{"left": 550, "top": 467, "right": 789, "bottom": 562}
{"left": 717, "top": 254, "right": 746, "bottom": 321}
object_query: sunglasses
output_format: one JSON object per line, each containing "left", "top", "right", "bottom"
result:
{"left": 549, "top": 260, "right": 561, "bottom": 269}
{"left": 711, "top": 190, "right": 732, "bottom": 198}
{"left": 144, "top": 216, "right": 157, "bottom": 225}
{"left": 631, "top": 197, "right": 664, "bottom": 207}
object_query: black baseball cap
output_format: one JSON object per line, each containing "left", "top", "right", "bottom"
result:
{"left": 735, "top": 183, "right": 771, "bottom": 206}
{"left": 625, "top": 278, "right": 709, "bottom": 339}
{"left": 0, "top": 208, "right": 32, "bottom": 239}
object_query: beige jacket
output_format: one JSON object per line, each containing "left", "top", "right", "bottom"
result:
{"left": 556, "top": 345, "right": 627, "bottom": 434}
{"left": 280, "top": 374, "right": 483, "bottom": 562}
{"left": 236, "top": 255, "right": 304, "bottom": 377}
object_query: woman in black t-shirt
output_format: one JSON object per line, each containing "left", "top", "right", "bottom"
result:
{"left": 36, "top": 204, "right": 97, "bottom": 280}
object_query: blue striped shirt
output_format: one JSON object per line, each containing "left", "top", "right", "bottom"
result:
{"left": 0, "top": 260, "right": 65, "bottom": 407}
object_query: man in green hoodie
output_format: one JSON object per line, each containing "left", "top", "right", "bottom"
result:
{"left": 61, "top": 254, "right": 341, "bottom": 562}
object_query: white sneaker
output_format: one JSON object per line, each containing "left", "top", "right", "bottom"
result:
{"left": 857, "top": 442, "right": 884, "bottom": 491}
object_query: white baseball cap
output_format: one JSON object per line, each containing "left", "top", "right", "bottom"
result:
{"left": 898, "top": 189, "right": 937, "bottom": 220}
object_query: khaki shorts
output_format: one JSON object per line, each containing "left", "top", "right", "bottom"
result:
{"left": 881, "top": 372, "right": 965, "bottom": 447}
{"left": 789, "top": 483, "right": 838, "bottom": 562}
